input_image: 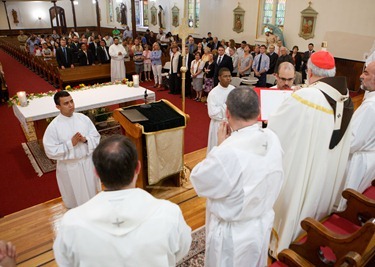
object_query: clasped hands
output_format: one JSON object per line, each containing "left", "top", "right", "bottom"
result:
{"left": 217, "top": 121, "right": 231, "bottom": 146}
{"left": 0, "top": 240, "right": 16, "bottom": 267}
{"left": 71, "top": 132, "right": 87, "bottom": 146}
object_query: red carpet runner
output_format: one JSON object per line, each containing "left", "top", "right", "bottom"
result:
{"left": 0, "top": 48, "right": 210, "bottom": 216}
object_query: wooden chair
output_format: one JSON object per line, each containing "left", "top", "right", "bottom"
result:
{"left": 270, "top": 249, "right": 363, "bottom": 267}
{"left": 288, "top": 189, "right": 375, "bottom": 266}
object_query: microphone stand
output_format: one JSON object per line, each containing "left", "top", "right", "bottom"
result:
{"left": 140, "top": 89, "right": 151, "bottom": 108}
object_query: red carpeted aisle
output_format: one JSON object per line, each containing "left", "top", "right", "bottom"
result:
{"left": 0, "top": 48, "right": 210, "bottom": 216}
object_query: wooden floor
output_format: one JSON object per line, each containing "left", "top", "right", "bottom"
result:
{"left": 0, "top": 148, "right": 207, "bottom": 266}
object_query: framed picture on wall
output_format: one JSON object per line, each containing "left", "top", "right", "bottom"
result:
{"left": 299, "top": 3, "right": 318, "bottom": 40}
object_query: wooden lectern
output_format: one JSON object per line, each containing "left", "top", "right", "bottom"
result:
{"left": 113, "top": 99, "right": 189, "bottom": 190}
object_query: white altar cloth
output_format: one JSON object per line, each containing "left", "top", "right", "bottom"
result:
{"left": 13, "top": 84, "right": 155, "bottom": 129}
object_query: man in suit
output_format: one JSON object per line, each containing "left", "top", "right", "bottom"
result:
{"left": 267, "top": 44, "right": 278, "bottom": 74}
{"left": 77, "top": 44, "right": 95, "bottom": 66}
{"left": 274, "top": 46, "right": 293, "bottom": 73}
{"left": 213, "top": 46, "right": 233, "bottom": 86}
{"left": 187, "top": 36, "right": 197, "bottom": 55}
{"left": 209, "top": 37, "right": 221, "bottom": 51}
{"left": 252, "top": 45, "right": 270, "bottom": 87}
{"left": 183, "top": 44, "right": 194, "bottom": 97}
{"left": 89, "top": 35, "right": 100, "bottom": 61}
{"left": 301, "top": 43, "right": 315, "bottom": 82}
{"left": 69, "top": 35, "right": 80, "bottom": 64}
{"left": 97, "top": 40, "right": 110, "bottom": 64}
{"left": 56, "top": 39, "right": 74, "bottom": 69}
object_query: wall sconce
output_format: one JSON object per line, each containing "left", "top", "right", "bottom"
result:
{"left": 38, "top": 17, "right": 42, "bottom": 20}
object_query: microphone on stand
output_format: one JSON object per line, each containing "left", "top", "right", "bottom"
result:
{"left": 140, "top": 89, "right": 151, "bottom": 108}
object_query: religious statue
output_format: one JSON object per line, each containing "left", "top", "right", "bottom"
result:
{"left": 12, "top": 9, "right": 19, "bottom": 24}
{"left": 120, "top": 3, "right": 127, "bottom": 25}
{"left": 115, "top": 6, "right": 121, "bottom": 23}
{"left": 158, "top": 5, "right": 165, "bottom": 29}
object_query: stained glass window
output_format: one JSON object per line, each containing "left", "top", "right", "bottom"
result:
{"left": 260, "top": 0, "right": 287, "bottom": 34}
{"left": 188, "top": 0, "right": 200, "bottom": 28}
{"left": 275, "top": 0, "right": 286, "bottom": 27}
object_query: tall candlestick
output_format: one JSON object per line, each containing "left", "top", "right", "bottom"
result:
{"left": 132, "top": 74, "right": 139, "bottom": 87}
{"left": 17, "top": 91, "right": 27, "bottom": 107}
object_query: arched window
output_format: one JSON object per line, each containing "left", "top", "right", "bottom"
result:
{"left": 258, "top": 0, "right": 287, "bottom": 35}
{"left": 188, "top": 0, "right": 200, "bottom": 28}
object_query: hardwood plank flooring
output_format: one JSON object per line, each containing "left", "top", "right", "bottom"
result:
{"left": 0, "top": 148, "right": 207, "bottom": 266}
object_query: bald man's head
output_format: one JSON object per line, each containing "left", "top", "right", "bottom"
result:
{"left": 276, "top": 62, "right": 295, "bottom": 90}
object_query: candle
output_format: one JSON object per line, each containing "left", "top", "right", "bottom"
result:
{"left": 17, "top": 91, "right": 27, "bottom": 107}
{"left": 132, "top": 74, "right": 139, "bottom": 87}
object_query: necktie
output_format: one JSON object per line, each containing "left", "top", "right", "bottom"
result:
{"left": 218, "top": 56, "right": 222, "bottom": 65}
{"left": 171, "top": 55, "right": 174, "bottom": 73}
{"left": 104, "top": 47, "right": 109, "bottom": 61}
{"left": 257, "top": 54, "right": 262, "bottom": 71}
{"left": 85, "top": 51, "right": 89, "bottom": 65}
{"left": 63, "top": 47, "right": 67, "bottom": 62}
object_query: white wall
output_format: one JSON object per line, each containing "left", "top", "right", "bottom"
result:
{"left": 283, "top": 0, "right": 375, "bottom": 61}
{"left": 0, "top": 0, "right": 96, "bottom": 30}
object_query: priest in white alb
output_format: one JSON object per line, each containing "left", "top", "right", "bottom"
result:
{"left": 43, "top": 91, "right": 101, "bottom": 209}
{"left": 267, "top": 50, "right": 354, "bottom": 257}
{"left": 109, "top": 37, "right": 127, "bottom": 82}
{"left": 191, "top": 87, "right": 284, "bottom": 267}
{"left": 338, "top": 60, "right": 375, "bottom": 208}
{"left": 53, "top": 135, "right": 192, "bottom": 267}
{"left": 206, "top": 67, "right": 235, "bottom": 153}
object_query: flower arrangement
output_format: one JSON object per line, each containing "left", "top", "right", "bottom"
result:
{"left": 7, "top": 79, "right": 132, "bottom": 107}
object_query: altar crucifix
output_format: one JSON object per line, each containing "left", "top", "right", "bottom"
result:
{"left": 172, "top": 0, "right": 194, "bottom": 113}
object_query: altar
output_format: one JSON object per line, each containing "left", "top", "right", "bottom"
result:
{"left": 12, "top": 84, "right": 155, "bottom": 141}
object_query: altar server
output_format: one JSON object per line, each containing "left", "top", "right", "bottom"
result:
{"left": 191, "top": 87, "right": 284, "bottom": 267}
{"left": 54, "top": 135, "right": 191, "bottom": 267}
{"left": 43, "top": 91, "right": 101, "bottom": 209}
{"left": 109, "top": 37, "right": 127, "bottom": 82}
{"left": 206, "top": 67, "right": 235, "bottom": 153}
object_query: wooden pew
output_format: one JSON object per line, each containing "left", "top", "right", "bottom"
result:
{"left": 57, "top": 61, "right": 137, "bottom": 89}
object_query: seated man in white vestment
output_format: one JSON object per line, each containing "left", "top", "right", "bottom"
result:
{"left": 206, "top": 67, "right": 235, "bottom": 154}
{"left": 109, "top": 37, "right": 127, "bottom": 82}
{"left": 338, "top": 60, "right": 375, "bottom": 209}
{"left": 53, "top": 135, "right": 192, "bottom": 267}
{"left": 267, "top": 51, "right": 354, "bottom": 257}
{"left": 191, "top": 87, "right": 284, "bottom": 267}
{"left": 43, "top": 91, "right": 101, "bottom": 209}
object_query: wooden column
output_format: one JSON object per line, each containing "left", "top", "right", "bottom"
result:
{"left": 95, "top": 0, "right": 101, "bottom": 35}
{"left": 51, "top": 0, "right": 60, "bottom": 35}
{"left": 70, "top": 0, "right": 77, "bottom": 30}
{"left": 131, "top": 0, "right": 136, "bottom": 37}
{"left": 2, "top": 1, "right": 11, "bottom": 30}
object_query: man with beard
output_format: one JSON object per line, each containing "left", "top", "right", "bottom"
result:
{"left": 337, "top": 60, "right": 375, "bottom": 209}
{"left": 109, "top": 37, "right": 127, "bottom": 82}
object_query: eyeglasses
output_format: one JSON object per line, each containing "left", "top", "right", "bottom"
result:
{"left": 278, "top": 77, "right": 294, "bottom": 82}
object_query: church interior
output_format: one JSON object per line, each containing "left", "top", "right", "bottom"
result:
{"left": 0, "top": 0, "right": 375, "bottom": 266}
